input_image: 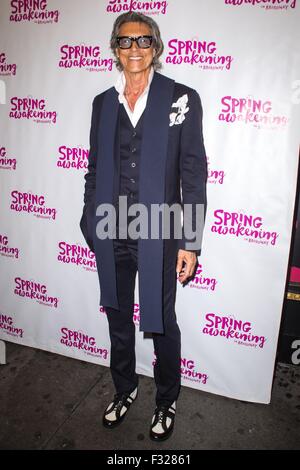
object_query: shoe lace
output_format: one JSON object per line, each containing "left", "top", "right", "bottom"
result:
{"left": 157, "top": 406, "right": 167, "bottom": 423}
{"left": 113, "top": 394, "right": 127, "bottom": 412}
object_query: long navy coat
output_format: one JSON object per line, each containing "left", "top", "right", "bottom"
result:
{"left": 80, "top": 71, "right": 207, "bottom": 333}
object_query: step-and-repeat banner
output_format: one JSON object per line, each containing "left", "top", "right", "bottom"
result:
{"left": 1, "top": 0, "right": 299, "bottom": 403}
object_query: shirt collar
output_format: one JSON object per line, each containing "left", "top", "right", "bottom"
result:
{"left": 115, "top": 67, "right": 154, "bottom": 104}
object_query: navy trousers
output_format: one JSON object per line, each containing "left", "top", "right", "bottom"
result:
{"left": 105, "top": 235, "right": 181, "bottom": 407}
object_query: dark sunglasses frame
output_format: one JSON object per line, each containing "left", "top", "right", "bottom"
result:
{"left": 116, "top": 35, "right": 153, "bottom": 49}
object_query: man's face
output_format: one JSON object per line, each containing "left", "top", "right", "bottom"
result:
{"left": 116, "top": 21, "right": 155, "bottom": 75}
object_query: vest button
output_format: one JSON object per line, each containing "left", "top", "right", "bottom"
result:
{"left": 131, "top": 162, "right": 136, "bottom": 167}
{"left": 132, "top": 131, "right": 137, "bottom": 137}
{"left": 131, "top": 147, "right": 136, "bottom": 153}
{"left": 130, "top": 178, "right": 135, "bottom": 183}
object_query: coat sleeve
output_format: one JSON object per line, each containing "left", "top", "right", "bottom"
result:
{"left": 178, "top": 89, "right": 208, "bottom": 256}
{"left": 79, "top": 95, "right": 101, "bottom": 252}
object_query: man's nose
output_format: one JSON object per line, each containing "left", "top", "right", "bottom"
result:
{"left": 131, "top": 40, "right": 139, "bottom": 51}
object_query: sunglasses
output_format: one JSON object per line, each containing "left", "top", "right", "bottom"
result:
{"left": 116, "top": 36, "right": 153, "bottom": 49}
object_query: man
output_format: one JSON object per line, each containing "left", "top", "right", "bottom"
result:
{"left": 80, "top": 11, "right": 207, "bottom": 441}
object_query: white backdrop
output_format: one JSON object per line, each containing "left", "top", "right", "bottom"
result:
{"left": 0, "top": 0, "right": 299, "bottom": 404}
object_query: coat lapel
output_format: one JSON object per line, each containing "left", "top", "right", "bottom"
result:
{"left": 138, "top": 73, "right": 175, "bottom": 333}
{"left": 94, "top": 86, "right": 119, "bottom": 310}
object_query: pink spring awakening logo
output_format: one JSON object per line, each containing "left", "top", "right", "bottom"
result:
{"left": 60, "top": 327, "right": 109, "bottom": 359}
{"left": 211, "top": 209, "right": 279, "bottom": 246}
{"left": 219, "top": 96, "right": 288, "bottom": 129}
{"left": 153, "top": 354, "right": 208, "bottom": 384}
{"left": 10, "top": 190, "right": 57, "bottom": 220}
{"left": 180, "top": 357, "right": 208, "bottom": 385}
{"left": 10, "top": 0, "right": 59, "bottom": 23}
{"left": 0, "top": 234, "right": 19, "bottom": 259}
{"left": 58, "top": 242, "right": 96, "bottom": 272}
{"left": 0, "top": 147, "right": 17, "bottom": 170}
{"left": 132, "top": 303, "right": 140, "bottom": 325}
{"left": 0, "top": 313, "right": 23, "bottom": 339}
{"left": 59, "top": 45, "right": 113, "bottom": 72}
{"left": 100, "top": 303, "right": 140, "bottom": 325}
{"left": 224, "top": 0, "right": 296, "bottom": 10}
{"left": 0, "top": 52, "right": 17, "bottom": 76}
{"left": 14, "top": 277, "right": 58, "bottom": 308}
{"left": 106, "top": 0, "right": 168, "bottom": 15}
{"left": 57, "top": 146, "right": 89, "bottom": 171}
{"left": 207, "top": 157, "right": 225, "bottom": 185}
{"left": 166, "top": 38, "right": 234, "bottom": 70}
{"left": 203, "top": 313, "right": 267, "bottom": 349}
{"left": 188, "top": 264, "right": 217, "bottom": 292}
{"left": 10, "top": 97, "right": 57, "bottom": 124}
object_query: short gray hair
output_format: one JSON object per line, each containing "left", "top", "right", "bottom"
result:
{"left": 110, "top": 12, "right": 164, "bottom": 71}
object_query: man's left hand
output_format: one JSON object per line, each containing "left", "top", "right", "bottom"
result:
{"left": 176, "top": 249, "right": 197, "bottom": 284}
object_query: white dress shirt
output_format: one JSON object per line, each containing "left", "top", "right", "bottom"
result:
{"left": 114, "top": 67, "right": 154, "bottom": 128}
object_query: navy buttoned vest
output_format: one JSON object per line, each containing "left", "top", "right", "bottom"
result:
{"left": 115, "top": 104, "right": 145, "bottom": 234}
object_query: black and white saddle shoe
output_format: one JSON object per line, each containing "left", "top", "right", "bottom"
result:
{"left": 149, "top": 401, "right": 176, "bottom": 441}
{"left": 102, "top": 387, "right": 138, "bottom": 428}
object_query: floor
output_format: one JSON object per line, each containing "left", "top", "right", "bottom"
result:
{"left": 0, "top": 341, "right": 299, "bottom": 450}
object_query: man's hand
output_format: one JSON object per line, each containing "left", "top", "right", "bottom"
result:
{"left": 176, "top": 249, "right": 197, "bottom": 284}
